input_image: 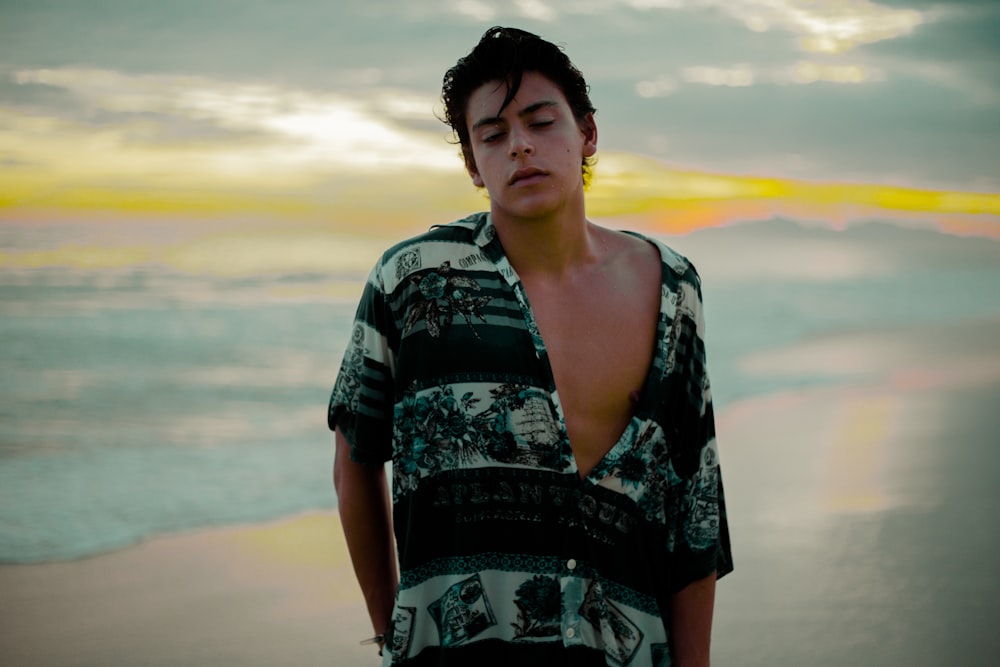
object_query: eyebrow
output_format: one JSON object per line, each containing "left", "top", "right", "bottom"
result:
{"left": 471, "top": 100, "right": 559, "bottom": 131}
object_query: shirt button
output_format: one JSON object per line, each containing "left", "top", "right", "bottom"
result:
{"left": 565, "top": 628, "right": 576, "bottom": 639}
{"left": 566, "top": 558, "right": 577, "bottom": 570}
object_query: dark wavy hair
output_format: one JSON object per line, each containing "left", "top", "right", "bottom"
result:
{"left": 441, "top": 26, "right": 597, "bottom": 186}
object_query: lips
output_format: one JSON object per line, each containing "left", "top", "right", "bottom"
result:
{"left": 509, "top": 167, "right": 547, "bottom": 186}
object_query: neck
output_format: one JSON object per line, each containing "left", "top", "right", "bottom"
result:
{"left": 490, "top": 198, "right": 598, "bottom": 279}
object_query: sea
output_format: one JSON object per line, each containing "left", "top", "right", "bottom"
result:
{"left": 1, "top": 217, "right": 999, "bottom": 564}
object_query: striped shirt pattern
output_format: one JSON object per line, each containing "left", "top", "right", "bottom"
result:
{"left": 329, "top": 212, "right": 732, "bottom": 666}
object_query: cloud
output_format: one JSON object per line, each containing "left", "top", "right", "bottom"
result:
{"left": 635, "top": 60, "right": 885, "bottom": 96}
{"left": 514, "top": 0, "right": 558, "bottom": 22}
{"left": 719, "top": 0, "right": 926, "bottom": 54}
{"left": 635, "top": 75, "right": 679, "bottom": 98}
{"left": 453, "top": 0, "right": 498, "bottom": 22}
{"left": 443, "top": 0, "right": 932, "bottom": 48}
{"left": 8, "top": 67, "right": 459, "bottom": 175}
{"left": 681, "top": 64, "right": 757, "bottom": 88}
{"left": 1, "top": 0, "right": 995, "bottom": 196}
{"left": 616, "top": 0, "right": 927, "bottom": 53}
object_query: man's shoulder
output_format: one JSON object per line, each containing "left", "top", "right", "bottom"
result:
{"left": 373, "top": 212, "right": 490, "bottom": 291}
{"left": 621, "top": 229, "right": 698, "bottom": 283}
{"left": 381, "top": 211, "right": 483, "bottom": 250}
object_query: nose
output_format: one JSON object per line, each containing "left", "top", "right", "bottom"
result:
{"left": 508, "top": 127, "right": 534, "bottom": 158}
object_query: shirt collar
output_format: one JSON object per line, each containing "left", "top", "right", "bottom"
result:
{"left": 472, "top": 211, "right": 497, "bottom": 249}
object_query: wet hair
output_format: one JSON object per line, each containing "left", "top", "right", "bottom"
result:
{"left": 441, "top": 26, "right": 597, "bottom": 185}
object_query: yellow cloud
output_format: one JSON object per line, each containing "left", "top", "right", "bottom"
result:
{"left": 2, "top": 63, "right": 996, "bottom": 246}
{"left": 2, "top": 152, "right": 996, "bottom": 278}
{"left": 4, "top": 147, "right": 998, "bottom": 241}
{"left": 586, "top": 153, "right": 1000, "bottom": 237}
{"left": 0, "top": 71, "right": 470, "bottom": 219}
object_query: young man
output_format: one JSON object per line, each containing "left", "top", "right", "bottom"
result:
{"left": 329, "top": 26, "right": 732, "bottom": 666}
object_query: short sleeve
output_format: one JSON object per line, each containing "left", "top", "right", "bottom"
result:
{"left": 328, "top": 262, "right": 396, "bottom": 466}
{"left": 664, "top": 268, "right": 733, "bottom": 592}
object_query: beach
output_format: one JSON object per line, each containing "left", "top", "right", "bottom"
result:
{"left": 712, "top": 315, "right": 1000, "bottom": 666}
{"left": 2, "top": 0, "right": 998, "bottom": 661}
{"left": 3, "top": 312, "right": 998, "bottom": 666}
{"left": 0, "top": 512, "right": 378, "bottom": 666}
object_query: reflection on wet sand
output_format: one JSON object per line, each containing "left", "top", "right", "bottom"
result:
{"left": 714, "top": 315, "right": 1000, "bottom": 666}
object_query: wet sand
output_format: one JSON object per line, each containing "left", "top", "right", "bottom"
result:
{"left": 2, "top": 316, "right": 998, "bottom": 666}
{"left": 713, "top": 314, "right": 1000, "bottom": 666}
{"left": 0, "top": 513, "right": 379, "bottom": 666}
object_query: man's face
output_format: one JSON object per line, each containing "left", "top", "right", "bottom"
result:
{"left": 464, "top": 71, "right": 597, "bottom": 221}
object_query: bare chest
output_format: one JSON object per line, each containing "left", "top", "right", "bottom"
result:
{"left": 523, "top": 274, "right": 660, "bottom": 475}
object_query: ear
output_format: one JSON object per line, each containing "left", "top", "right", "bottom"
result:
{"left": 468, "top": 166, "right": 484, "bottom": 188}
{"left": 465, "top": 154, "right": 484, "bottom": 188}
{"left": 579, "top": 113, "right": 598, "bottom": 158}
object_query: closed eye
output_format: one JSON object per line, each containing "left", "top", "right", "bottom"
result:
{"left": 531, "top": 120, "right": 554, "bottom": 128}
{"left": 482, "top": 131, "right": 505, "bottom": 143}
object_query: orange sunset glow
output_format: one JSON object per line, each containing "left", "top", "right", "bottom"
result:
{"left": 4, "top": 149, "right": 998, "bottom": 238}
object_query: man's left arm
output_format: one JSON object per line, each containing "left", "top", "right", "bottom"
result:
{"left": 668, "top": 266, "right": 730, "bottom": 667}
{"left": 669, "top": 571, "right": 717, "bottom": 667}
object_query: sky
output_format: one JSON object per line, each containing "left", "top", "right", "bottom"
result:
{"left": 1, "top": 0, "right": 998, "bottom": 235}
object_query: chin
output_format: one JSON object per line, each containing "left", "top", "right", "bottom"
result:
{"left": 496, "top": 192, "right": 567, "bottom": 220}
{"left": 495, "top": 203, "right": 556, "bottom": 222}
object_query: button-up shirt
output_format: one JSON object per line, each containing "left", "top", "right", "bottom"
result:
{"left": 329, "top": 212, "right": 732, "bottom": 666}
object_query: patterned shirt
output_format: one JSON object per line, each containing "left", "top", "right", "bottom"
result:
{"left": 328, "top": 212, "right": 732, "bottom": 667}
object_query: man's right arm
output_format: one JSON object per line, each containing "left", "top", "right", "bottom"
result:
{"left": 333, "top": 427, "right": 398, "bottom": 646}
